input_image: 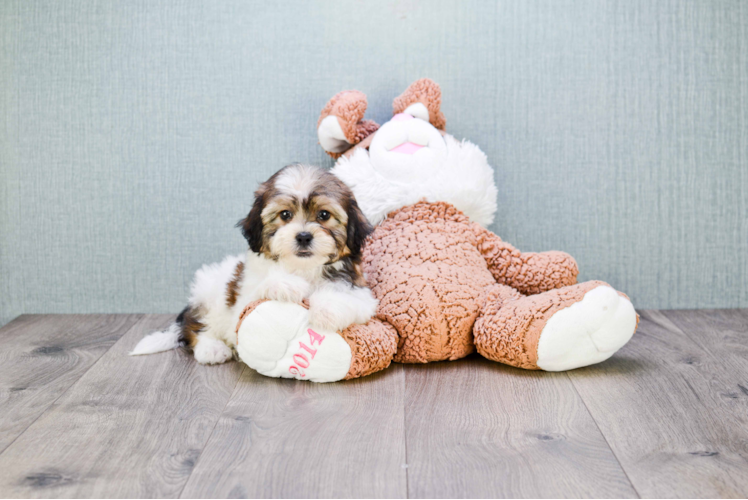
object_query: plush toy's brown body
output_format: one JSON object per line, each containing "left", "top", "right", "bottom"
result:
{"left": 368, "top": 200, "right": 581, "bottom": 364}
{"left": 338, "top": 199, "right": 627, "bottom": 379}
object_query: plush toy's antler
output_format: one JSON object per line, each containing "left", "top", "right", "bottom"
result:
{"left": 317, "top": 90, "right": 380, "bottom": 158}
{"left": 393, "top": 78, "right": 446, "bottom": 130}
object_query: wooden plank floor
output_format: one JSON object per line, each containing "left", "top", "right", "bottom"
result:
{"left": 0, "top": 310, "right": 746, "bottom": 498}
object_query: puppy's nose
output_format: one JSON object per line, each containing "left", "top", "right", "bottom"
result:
{"left": 295, "top": 232, "right": 313, "bottom": 248}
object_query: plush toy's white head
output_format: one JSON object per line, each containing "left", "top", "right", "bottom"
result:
{"left": 317, "top": 80, "right": 498, "bottom": 227}
{"left": 367, "top": 108, "right": 448, "bottom": 184}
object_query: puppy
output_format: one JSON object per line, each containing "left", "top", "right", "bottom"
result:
{"left": 131, "top": 164, "right": 378, "bottom": 365}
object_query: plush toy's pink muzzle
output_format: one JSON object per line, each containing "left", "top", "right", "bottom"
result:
{"left": 390, "top": 142, "right": 424, "bottom": 154}
{"left": 389, "top": 113, "right": 425, "bottom": 154}
{"left": 392, "top": 113, "right": 414, "bottom": 122}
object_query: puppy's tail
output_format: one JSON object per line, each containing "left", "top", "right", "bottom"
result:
{"left": 129, "top": 307, "right": 188, "bottom": 356}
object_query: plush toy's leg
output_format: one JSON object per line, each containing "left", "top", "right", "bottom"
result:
{"left": 235, "top": 300, "right": 397, "bottom": 382}
{"left": 339, "top": 320, "right": 398, "bottom": 380}
{"left": 374, "top": 270, "right": 481, "bottom": 364}
{"left": 474, "top": 281, "right": 638, "bottom": 371}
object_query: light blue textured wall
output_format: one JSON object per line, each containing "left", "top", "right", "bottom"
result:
{"left": 1, "top": 0, "right": 747, "bottom": 326}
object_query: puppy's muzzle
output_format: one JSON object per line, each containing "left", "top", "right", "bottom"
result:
{"left": 295, "top": 232, "right": 313, "bottom": 249}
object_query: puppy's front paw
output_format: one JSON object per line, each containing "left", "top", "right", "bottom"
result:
{"left": 193, "top": 337, "right": 233, "bottom": 365}
{"left": 308, "top": 287, "right": 378, "bottom": 332}
{"left": 308, "top": 302, "right": 350, "bottom": 333}
{"left": 257, "top": 274, "right": 310, "bottom": 303}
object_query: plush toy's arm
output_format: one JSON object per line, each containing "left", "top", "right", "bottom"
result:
{"left": 474, "top": 225, "right": 578, "bottom": 295}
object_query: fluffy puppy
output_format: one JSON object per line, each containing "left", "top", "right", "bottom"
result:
{"left": 131, "top": 164, "right": 378, "bottom": 365}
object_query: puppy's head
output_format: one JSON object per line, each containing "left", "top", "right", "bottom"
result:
{"left": 239, "top": 164, "right": 372, "bottom": 275}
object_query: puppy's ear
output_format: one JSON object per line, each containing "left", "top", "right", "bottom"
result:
{"left": 238, "top": 189, "right": 266, "bottom": 254}
{"left": 345, "top": 199, "right": 373, "bottom": 259}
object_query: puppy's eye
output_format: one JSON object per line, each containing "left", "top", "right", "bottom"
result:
{"left": 317, "top": 210, "right": 331, "bottom": 221}
{"left": 280, "top": 210, "right": 292, "bottom": 221}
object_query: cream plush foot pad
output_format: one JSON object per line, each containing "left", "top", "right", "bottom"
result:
{"left": 235, "top": 301, "right": 352, "bottom": 383}
{"left": 536, "top": 286, "right": 637, "bottom": 371}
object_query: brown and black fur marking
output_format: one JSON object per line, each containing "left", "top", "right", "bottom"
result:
{"left": 176, "top": 306, "right": 203, "bottom": 348}
{"left": 332, "top": 196, "right": 373, "bottom": 287}
{"left": 319, "top": 196, "right": 372, "bottom": 287}
{"left": 237, "top": 168, "right": 282, "bottom": 256}
{"left": 322, "top": 258, "right": 368, "bottom": 288}
{"left": 225, "top": 261, "right": 245, "bottom": 307}
{"left": 343, "top": 197, "right": 372, "bottom": 263}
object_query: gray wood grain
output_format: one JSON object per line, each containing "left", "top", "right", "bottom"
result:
{"left": 662, "top": 308, "right": 748, "bottom": 384}
{"left": 1, "top": 311, "right": 747, "bottom": 498}
{"left": 180, "top": 365, "right": 407, "bottom": 499}
{"left": 568, "top": 310, "right": 748, "bottom": 498}
{"left": 403, "top": 355, "right": 637, "bottom": 498}
{"left": 0, "top": 314, "right": 245, "bottom": 498}
{"left": 0, "top": 314, "right": 141, "bottom": 454}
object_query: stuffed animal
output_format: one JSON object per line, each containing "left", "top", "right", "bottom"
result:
{"left": 235, "top": 79, "right": 638, "bottom": 382}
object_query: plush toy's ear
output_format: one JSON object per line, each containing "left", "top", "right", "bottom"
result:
{"left": 345, "top": 198, "right": 373, "bottom": 260}
{"left": 237, "top": 185, "right": 267, "bottom": 254}
{"left": 318, "top": 90, "right": 380, "bottom": 159}
{"left": 392, "top": 78, "right": 446, "bottom": 130}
